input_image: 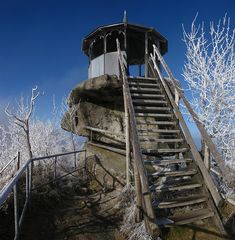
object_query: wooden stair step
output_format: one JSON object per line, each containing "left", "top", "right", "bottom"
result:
{"left": 142, "top": 148, "right": 189, "bottom": 155}
{"left": 150, "top": 182, "right": 202, "bottom": 193}
{"left": 136, "top": 113, "right": 173, "bottom": 118}
{"left": 138, "top": 128, "right": 180, "bottom": 133}
{"left": 130, "top": 87, "right": 162, "bottom": 94}
{"left": 129, "top": 82, "right": 160, "bottom": 88}
{"left": 133, "top": 99, "right": 167, "bottom": 106}
{"left": 137, "top": 120, "right": 177, "bottom": 125}
{"left": 148, "top": 169, "right": 197, "bottom": 178}
{"left": 144, "top": 158, "right": 192, "bottom": 165}
{"left": 128, "top": 77, "right": 159, "bottom": 83}
{"left": 156, "top": 209, "right": 214, "bottom": 226}
{"left": 131, "top": 93, "right": 165, "bottom": 99}
{"left": 134, "top": 106, "right": 171, "bottom": 112}
{"left": 139, "top": 137, "right": 184, "bottom": 143}
{"left": 154, "top": 195, "right": 207, "bottom": 209}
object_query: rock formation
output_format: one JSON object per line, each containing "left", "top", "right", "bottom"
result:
{"left": 61, "top": 74, "right": 126, "bottom": 147}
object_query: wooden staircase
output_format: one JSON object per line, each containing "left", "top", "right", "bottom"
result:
{"left": 128, "top": 76, "right": 220, "bottom": 227}
{"left": 116, "top": 40, "right": 227, "bottom": 237}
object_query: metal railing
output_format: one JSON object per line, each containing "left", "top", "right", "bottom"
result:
{"left": 0, "top": 150, "right": 86, "bottom": 240}
{"left": 0, "top": 153, "right": 20, "bottom": 177}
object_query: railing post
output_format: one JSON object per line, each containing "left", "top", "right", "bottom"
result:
{"left": 134, "top": 163, "right": 142, "bottom": 222}
{"left": 90, "top": 130, "right": 93, "bottom": 142}
{"left": 124, "top": 90, "right": 131, "bottom": 184}
{"left": 74, "top": 152, "right": 77, "bottom": 169}
{"left": 26, "top": 166, "right": 30, "bottom": 201}
{"left": 13, "top": 184, "right": 19, "bottom": 240}
{"left": 29, "top": 161, "right": 33, "bottom": 199}
{"left": 203, "top": 142, "right": 210, "bottom": 170}
{"left": 17, "top": 152, "right": 20, "bottom": 172}
{"left": 175, "top": 88, "right": 179, "bottom": 107}
{"left": 54, "top": 156, "right": 57, "bottom": 181}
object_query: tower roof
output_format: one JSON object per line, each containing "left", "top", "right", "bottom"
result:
{"left": 82, "top": 22, "right": 168, "bottom": 56}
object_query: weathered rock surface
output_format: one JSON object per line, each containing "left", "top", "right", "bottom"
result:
{"left": 61, "top": 74, "right": 125, "bottom": 146}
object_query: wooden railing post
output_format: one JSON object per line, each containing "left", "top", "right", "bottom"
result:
{"left": 124, "top": 90, "right": 131, "bottom": 184}
{"left": 202, "top": 141, "right": 210, "bottom": 170}
{"left": 175, "top": 88, "right": 179, "bottom": 107}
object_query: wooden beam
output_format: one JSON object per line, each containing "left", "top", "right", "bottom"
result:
{"left": 123, "top": 90, "right": 131, "bottom": 184}
{"left": 145, "top": 32, "right": 149, "bottom": 78}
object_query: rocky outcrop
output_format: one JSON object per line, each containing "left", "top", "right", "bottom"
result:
{"left": 61, "top": 74, "right": 125, "bottom": 146}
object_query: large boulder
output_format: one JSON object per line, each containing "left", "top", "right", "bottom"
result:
{"left": 61, "top": 74, "right": 125, "bottom": 146}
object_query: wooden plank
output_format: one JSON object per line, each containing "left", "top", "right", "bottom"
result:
{"left": 138, "top": 128, "right": 180, "bottom": 133}
{"left": 131, "top": 93, "right": 165, "bottom": 99}
{"left": 134, "top": 106, "right": 171, "bottom": 111}
{"left": 85, "top": 126, "right": 125, "bottom": 137}
{"left": 139, "top": 137, "right": 184, "bottom": 143}
{"left": 130, "top": 87, "right": 162, "bottom": 93}
{"left": 133, "top": 99, "right": 167, "bottom": 105}
{"left": 135, "top": 113, "right": 173, "bottom": 118}
{"left": 150, "top": 48, "right": 223, "bottom": 207}
{"left": 129, "top": 76, "right": 159, "bottom": 81}
{"left": 87, "top": 142, "right": 126, "bottom": 155}
{"left": 155, "top": 195, "right": 207, "bottom": 209}
{"left": 148, "top": 169, "right": 197, "bottom": 177}
{"left": 144, "top": 158, "right": 192, "bottom": 165}
{"left": 137, "top": 119, "right": 177, "bottom": 125}
{"left": 150, "top": 183, "right": 202, "bottom": 192}
{"left": 156, "top": 209, "right": 214, "bottom": 226}
{"left": 142, "top": 148, "right": 189, "bottom": 154}
{"left": 129, "top": 82, "right": 160, "bottom": 87}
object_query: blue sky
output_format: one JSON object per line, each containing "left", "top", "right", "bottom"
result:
{"left": 0, "top": 0, "right": 234, "bottom": 125}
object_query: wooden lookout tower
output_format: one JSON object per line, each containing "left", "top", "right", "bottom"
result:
{"left": 65, "top": 13, "right": 229, "bottom": 239}
{"left": 82, "top": 13, "right": 167, "bottom": 78}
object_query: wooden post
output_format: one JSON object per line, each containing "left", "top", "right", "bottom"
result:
{"left": 104, "top": 35, "right": 106, "bottom": 74}
{"left": 134, "top": 164, "right": 142, "bottom": 222}
{"left": 145, "top": 32, "right": 149, "bottom": 78}
{"left": 203, "top": 142, "right": 210, "bottom": 170}
{"left": 175, "top": 88, "right": 179, "bottom": 107}
{"left": 123, "top": 90, "right": 131, "bottom": 184}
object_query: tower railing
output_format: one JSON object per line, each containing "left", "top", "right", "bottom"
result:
{"left": 116, "top": 39, "right": 160, "bottom": 237}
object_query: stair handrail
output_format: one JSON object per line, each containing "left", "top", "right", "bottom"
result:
{"left": 0, "top": 155, "right": 18, "bottom": 176}
{"left": 151, "top": 44, "right": 234, "bottom": 186}
{"left": 150, "top": 45, "right": 223, "bottom": 207}
{"left": 116, "top": 39, "right": 160, "bottom": 237}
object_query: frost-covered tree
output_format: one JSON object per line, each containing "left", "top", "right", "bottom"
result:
{"left": 182, "top": 15, "right": 235, "bottom": 171}
{"left": 0, "top": 88, "right": 83, "bottom": 187}
{"left": 5, "top": 86, "right": 40, "bottom": 160}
